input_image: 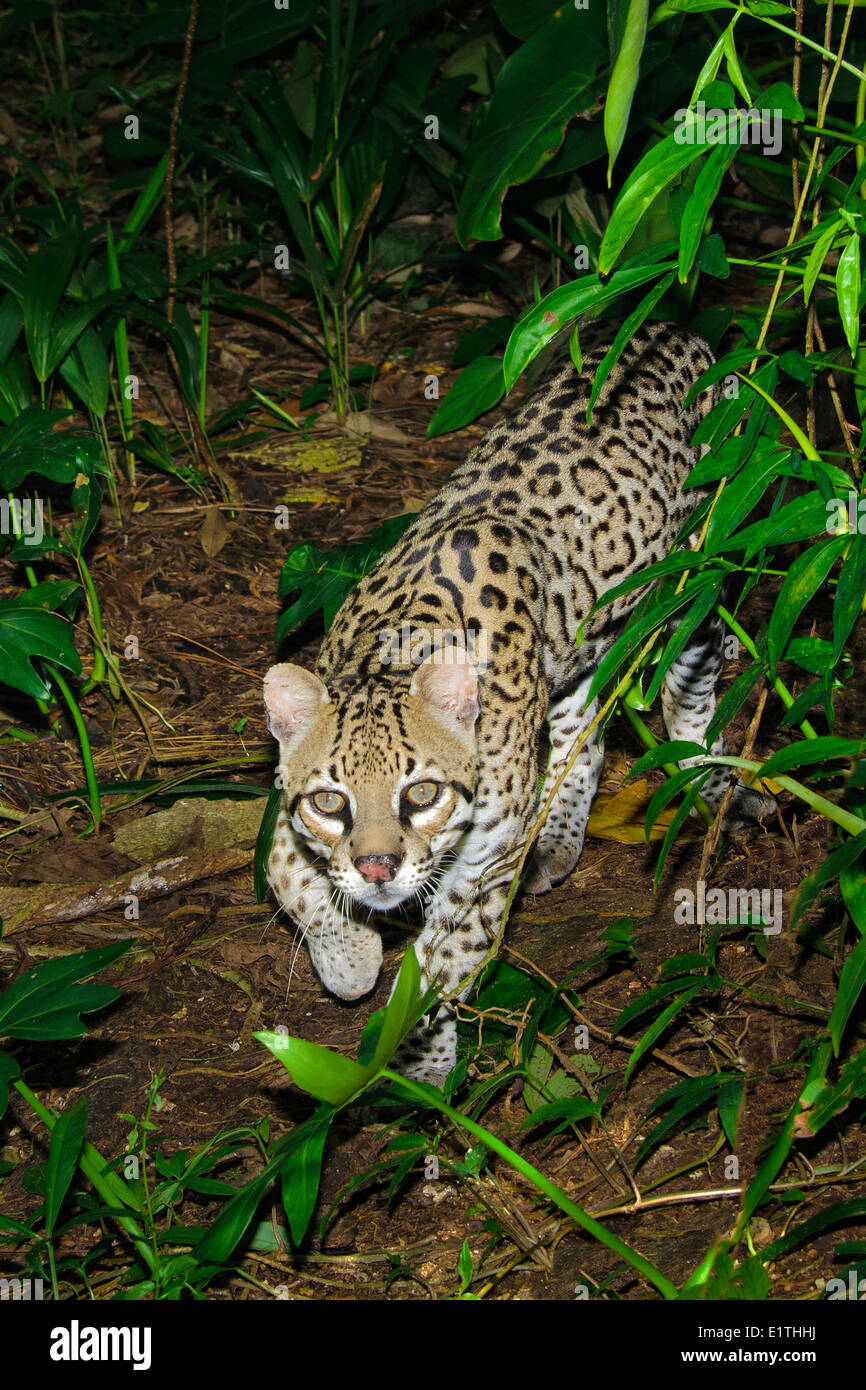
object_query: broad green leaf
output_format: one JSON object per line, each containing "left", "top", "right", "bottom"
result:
{"left": 630, "top": 740, "right": 708, "bottom": 776}
{"left": 254, "top": 784, "right": 282, "bottom": 904}
{"left": 758, "top": 737, "right": 865, "bottom": 782}
{"left": 760, "top": 1199, "right": 866, "bottom": 1263}
{"left": 599, "top": 126, "right": 712, "bottom": 274}
{"left": 703, "top": 445, "right": 795, "bottom": 553}
{"left": 258, "top": 1032, "right": 369, "bottom": 1106}
{"left": 195, "top": 1109, "right": 331, "bottom": 1264}
{"left": 645, "top": 765, "right": 711, "bottom": 843}
{"left": 21, "top": 230, "right": 80, "bottom": 381}
{"left": 279, "top": 1109, "right": 332, "bottom": 1245}
{"left": 503, "top": 261, "right": 673, "bottom": 388}
{"left": 492, "top": 0, "right": 561, "bottom": 39}
{"left": 0, "top": 941, "right": 131, "bottom": 1040}
{"left": 713, "top": 492, "right": 830, "bottom": 561}
{"left": 426, "top": 356, "right": 505, "bottom": 437}
{"left": 766, "top": 535, "right": 848, "bottom": 673}
{"left": 836, "top": 233, "right": 861, "bottom": 356}
{"left": 645, "top": 573, "right": 723, "bottom": 704}
{"left": 258, "top": 947, "right": 434, "bottom": 1107}
{"left": 634, "top": 1071, "right": 738, "bottom": 1166}
{"left": 44, "top": 1101, "right": 87, "bottom": 1237}
{"left": 521, "top": 1095, "right": 600, "bottom": 1133}
{"left": 59, "top": 325, "right": 110, "bottom": 418}
{"left": 0, "top": 599, "right": 81, "bottom": 700}
{"left": 604, "top": 0, "right": 649, "bottom": 181}
{"left": 456, "top": 5, "right": 607, "bottom": 244}
{"left": 705, "top": 661, "right": 762, "bottom": 748}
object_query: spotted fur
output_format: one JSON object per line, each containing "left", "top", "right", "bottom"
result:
{"left": 264, "top": 322, "right": 774, "bottom": 1082}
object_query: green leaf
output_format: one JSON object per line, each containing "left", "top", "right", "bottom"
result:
{"left": 604, "top": 0, "right": 649, "bottom": 181}
{"left": 644, "top": 573, "right": 723, "bottom": 704}
{"left": 705, "top": 662, "right": 762, "bottom": 748}
{"left": 634, "top": 1071, "right": 736, "bottom": 1166}
{"left": 624, "top": 982, "right": 703, "bottom": 1087}
{"left": 833, "top": 534, "right": 866, "bottom": 662}
{"left": 792, "top": 830, "right": 866, "bottom": 926}
{"left": 254, "top": 784, "right": 282, "bottom": 904}
{"left": 717, "top": 1077, "right": 744, "bottom": 1147}
{"left": 21, "top": 229, "right": 80, "bottom": 382}
{"left": 279, "top": 1109, "right": 331, "bottom": 1245}
{"left": 829, "top": 934, "right": 866, "bottom": 1056}
{"left": 426, "top": 356, "right": 505, "bottom": 437}
{"left": 713, "top": 492, "right": 830, "bottom": 561}
{"left": 599, "top": 125, "right": 713, "bottom": 274}
{"left": 587, "top": 273, "right": 676, "bottom": 418}
{"left": 503, "top": 260, "right": 674, "bottom": 388}
{"left": 0, "top": 1049, "right": 20, "bottom": 1122}
{"left": 0, "top": 598, "right": 81, "bottom": 700}
{"left": 0, "top": 941, "right": 131, "bottom": 1041}
{"left": 258, "top": 946, "right": 436, "bottom": 1107}
{"left": 836, "top": 233, "right": 860, "bottom": 356}
{"left": 276, "top": 515, "right": 415, "bottom": 639}
{"left": 456, "top": 5, "right": 607, "bottom": 244}
{"left": 44, "top": 1100, "right": 87, "bottom": 1238}
{"left": 766, "top": 536, "right": 848, "bottom": 674}
{"left": 678, "top": 143, "right": 737, "bottom": 282}
{"left": 758, "top": 737, "right": 865, "bottom": 782}
{"left": 58, "top": 325, "right": 110, "bottom": 418}
{"left": 586, "top": 572, "right": 720, "bottom": 703}
{"left": 803, "top": 218, "right": 842, "bottom": 304}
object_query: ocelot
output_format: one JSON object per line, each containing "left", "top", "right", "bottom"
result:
{"left": 263, "top": 321, "right": 774, "bottom": 1082}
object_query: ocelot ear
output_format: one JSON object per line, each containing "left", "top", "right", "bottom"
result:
{"left": 263, "top": 664, "right": 329, "bottom": 745}
{"left": 410, "top": 649, "right": 480, "bottom": 731}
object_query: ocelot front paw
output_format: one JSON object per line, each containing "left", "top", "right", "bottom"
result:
{"left": 391, "top": 1011, "right": 456, "bottom": 1088}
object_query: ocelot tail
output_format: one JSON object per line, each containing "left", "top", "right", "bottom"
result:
{"left": 264, "top": 321, "right": 775, "bottom": 1082}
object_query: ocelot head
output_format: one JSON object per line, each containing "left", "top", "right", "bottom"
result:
{"left": 263, "top": 652, "right": 479, "bottom": 912}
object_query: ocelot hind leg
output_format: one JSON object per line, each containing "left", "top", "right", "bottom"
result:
{"left": 662, "top": 609, "right": 775, "bottom": 828}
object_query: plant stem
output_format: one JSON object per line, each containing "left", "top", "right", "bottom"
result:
{"left": 47, "top": 664, "right": 101, "bottom": 829}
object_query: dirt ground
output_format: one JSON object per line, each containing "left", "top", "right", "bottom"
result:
{"left": 2, "top": 227, "right": 865, "bottom": 1299}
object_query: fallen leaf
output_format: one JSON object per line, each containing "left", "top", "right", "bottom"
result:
{"left": 199, "top": 505, "right": 229, "bottom": 557}
{"left": 586, "top": 779, "right": 703, "bottom": 843}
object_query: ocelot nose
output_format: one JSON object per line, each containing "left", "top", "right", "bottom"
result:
{"left": 354, "top": 853, "right": 403, "bottom": 883}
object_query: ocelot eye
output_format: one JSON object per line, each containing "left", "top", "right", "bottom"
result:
{"left": 404, "top": 781, "right": 439, "bottom": 808}
{"left": 309, "top": 790, "right": 346, "bottom": 816}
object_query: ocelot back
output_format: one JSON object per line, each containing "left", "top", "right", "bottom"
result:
{"left": 264, "top": 321, "right": 773, "bottom": 1081}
